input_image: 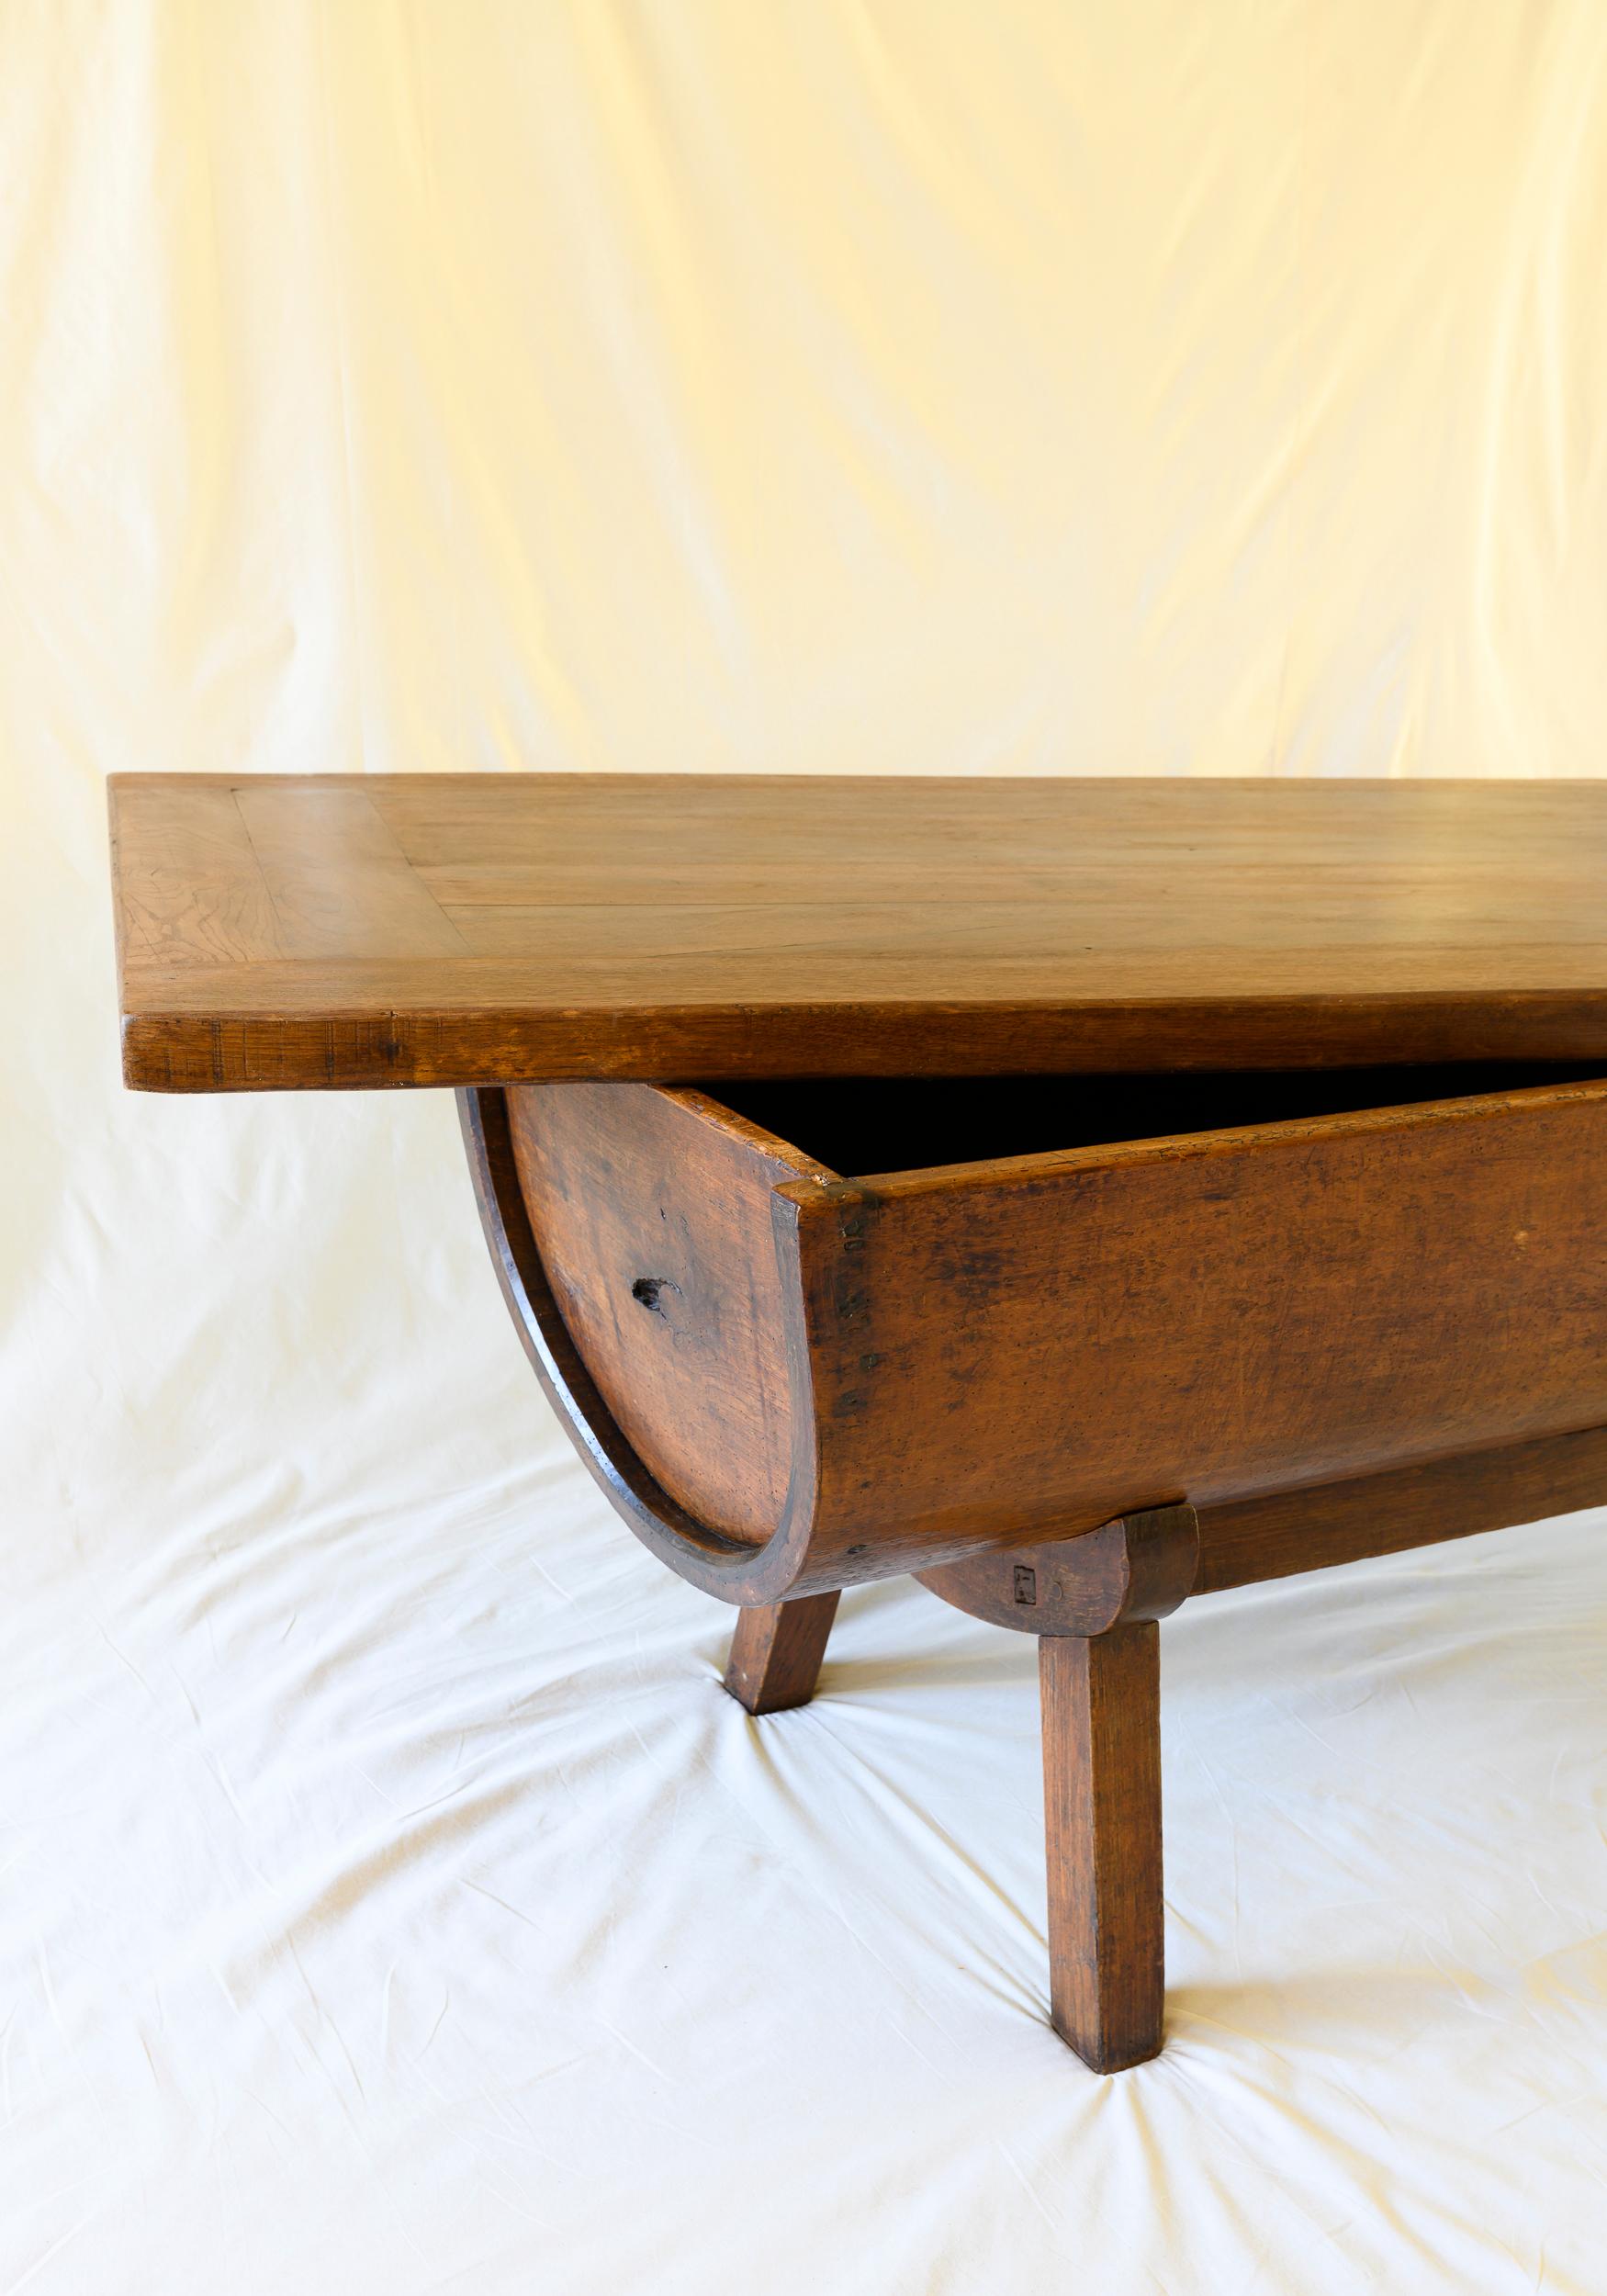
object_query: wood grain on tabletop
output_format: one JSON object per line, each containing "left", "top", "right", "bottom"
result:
{"left": 109, "top": 772, "right": 1607, "bottom": 1087}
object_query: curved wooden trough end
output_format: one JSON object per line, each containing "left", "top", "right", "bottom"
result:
{"left": 459, "top": 1082, "right": 815, "bottom": 1604}
{"left": 461, "top": 1075, "right": 1087, "bottom": 1604}
{"left": 461, "top": 1077, "right": 1210, "bottom": 1605}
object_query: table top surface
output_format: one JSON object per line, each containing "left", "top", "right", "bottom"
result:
{"left": 109, "top": 771, "right": 1607, "bottom": 1089}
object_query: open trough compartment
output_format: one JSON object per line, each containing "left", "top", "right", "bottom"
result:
{"left": 462, "top": 1060, "right": 1607, "bottom": 1607}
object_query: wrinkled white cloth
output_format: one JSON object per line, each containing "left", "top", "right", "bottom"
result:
{"left": 6, "top": 1454, "right": 1607, "bottom": 2293}
{"left": 6, "top": 5, "right": 1607, "bottom": 2290}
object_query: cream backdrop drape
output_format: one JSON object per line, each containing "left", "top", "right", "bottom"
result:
{"left": 6, "top": 5, "right": 1607, "bottom": 2290}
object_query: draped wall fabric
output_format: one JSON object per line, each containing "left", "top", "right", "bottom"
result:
{"left": 6, "top": 6, "right": 1607, "bottom": 2290}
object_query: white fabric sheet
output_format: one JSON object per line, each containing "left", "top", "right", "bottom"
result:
{"left": 6, "top": 5, "right": 1607, "bottom": 2289}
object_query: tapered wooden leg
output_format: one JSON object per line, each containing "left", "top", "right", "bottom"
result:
{"left": 1039, "top": 1623, "right": 1164, "bottom": 2072}
{"left": 723, "top": 1592, "right": 842, "bottom": 1714}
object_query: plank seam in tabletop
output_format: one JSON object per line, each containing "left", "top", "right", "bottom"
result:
{"left": 108, "top": 773, "right": 1607, "bottom": 1089}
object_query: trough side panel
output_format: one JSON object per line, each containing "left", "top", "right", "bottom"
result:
{"left": 786, "top": 1081, "right": 1607, "bottom": 1568}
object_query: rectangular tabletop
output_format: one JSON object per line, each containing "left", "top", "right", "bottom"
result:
{"left": 109, "top": 771, "right": 1607, "bottom": 1088}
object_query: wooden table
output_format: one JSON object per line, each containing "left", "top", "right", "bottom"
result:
{"left": 109, "top": 771, "right": 1607, "bottom": 2071}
